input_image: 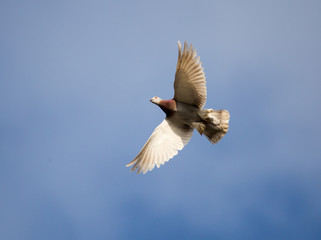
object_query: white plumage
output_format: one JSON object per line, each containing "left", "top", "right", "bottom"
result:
{"left": 174, "top": 41, "right": 207, "bottom": 109}
{"left": 127, "top": 119, "right": 193, "bottom": 174}
{"left": 127, "top": 41, "right": 230, "bottom": 174}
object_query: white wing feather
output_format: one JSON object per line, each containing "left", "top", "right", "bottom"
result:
{"left": 127, "top": 118, "right": 193, "bottom": 174}
{"left": 174, "top": 41, "right": 207, "bottom": 109}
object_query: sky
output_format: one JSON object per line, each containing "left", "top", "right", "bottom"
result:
{"left": 1, "top": 0, "right": 321, "bottom": 239}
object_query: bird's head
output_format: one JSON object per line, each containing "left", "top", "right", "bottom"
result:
{"left": 150, "top": 96, "right": 162, "bottom": 105}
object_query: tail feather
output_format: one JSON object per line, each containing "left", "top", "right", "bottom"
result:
{"left": 198, "top": 109, "right": 230, "bottom": 144}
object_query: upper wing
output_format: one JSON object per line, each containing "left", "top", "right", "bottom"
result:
{"left": 173, "top": 41, "right": 207, "bottom": 109}
{"left": 126, "top": 118, "right": 193, "bottom": 174}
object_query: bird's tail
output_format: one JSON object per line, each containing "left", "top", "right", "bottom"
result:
{"left": 193, "top": 109, "right": 230, "bottom": 144}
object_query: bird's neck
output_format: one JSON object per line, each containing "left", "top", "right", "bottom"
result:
{"left": 158, "top": 99, "right": 177, "bottom": 115}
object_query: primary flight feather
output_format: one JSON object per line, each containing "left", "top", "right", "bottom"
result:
{"left": 126, "top": 41, "right": 230, "bottom": 174}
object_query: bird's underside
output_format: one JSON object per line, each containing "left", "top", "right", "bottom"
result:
{"left": 126, "top": 41, "right": 230, "bottom": 174}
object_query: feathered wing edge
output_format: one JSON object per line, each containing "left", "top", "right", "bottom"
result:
{"left": 174, "top": 41, "right": 207, "bottom": 109}
{"left": 126, "top": 118, "right": 193, "bottom": 174}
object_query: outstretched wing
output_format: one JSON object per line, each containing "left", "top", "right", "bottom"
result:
{"left": 126, "top": 118, "right": 193, "bottom": 174}
{"left": 174, "top": 41, "right": 207, "bottom": 109}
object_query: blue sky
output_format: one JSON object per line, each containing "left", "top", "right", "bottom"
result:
{"left": 1, "top": 0, "right": 321, "bottom": 239}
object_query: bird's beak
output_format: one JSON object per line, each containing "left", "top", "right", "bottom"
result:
{"left": 150, "top": 98, "right": 153, "bottom": 102}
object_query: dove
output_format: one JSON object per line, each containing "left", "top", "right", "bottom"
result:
{"left": 126, "top": 41, "right": 230, "bottom": 174}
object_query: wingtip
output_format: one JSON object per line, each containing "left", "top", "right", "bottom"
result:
{"left": 178, "top": 40, "right": 182, "bottom": 49}
{"left": 126, "top": 161, "right": 134, "bottom": 167}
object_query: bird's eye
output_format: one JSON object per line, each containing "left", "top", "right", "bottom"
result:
{"left": 155, "top": 97, "right": 158, "bottom": 99}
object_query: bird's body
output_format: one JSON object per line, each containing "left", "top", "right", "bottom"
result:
{"left": 174, "top": 101, "right": 202, "bottom": 126}
{"left": 127, "top": 41, "right": 230, "bottom": 174}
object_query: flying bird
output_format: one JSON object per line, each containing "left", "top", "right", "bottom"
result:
{"left": 127, "top": 41, "right": 230, "bottom": 174}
